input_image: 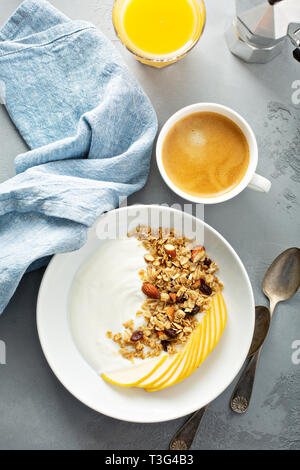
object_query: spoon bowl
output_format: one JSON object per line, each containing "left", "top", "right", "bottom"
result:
{"left": 263, "top": 247, "right": 300, "bottom": 314}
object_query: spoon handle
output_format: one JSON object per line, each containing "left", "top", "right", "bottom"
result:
{"left": 230, "top": 349, "right": 262, "bottom": 414}
{"left": 169, "top": 405, "right": 208, "bottom": 450}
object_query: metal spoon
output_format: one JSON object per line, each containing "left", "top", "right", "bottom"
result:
{"left": 170, "top": 305, "right": 270, "bottom": 450}
{"left": 231, "top": 247, "right": 300, "bottom": 414}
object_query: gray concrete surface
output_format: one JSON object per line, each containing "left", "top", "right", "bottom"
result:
{"left": 0, "top": 0, "right": 299, "bottom": 450}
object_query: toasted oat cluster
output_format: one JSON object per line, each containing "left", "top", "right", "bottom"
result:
{"left": 108, "top": 226, "right": 223, "bottom": 362}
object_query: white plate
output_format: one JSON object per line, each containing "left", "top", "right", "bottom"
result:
{"left": 37, "top": 205, "right": 255, "bottom": 423}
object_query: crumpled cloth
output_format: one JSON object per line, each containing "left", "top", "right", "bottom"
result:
{"left": 0, "top": 0, "right": 157, "bottom": 314}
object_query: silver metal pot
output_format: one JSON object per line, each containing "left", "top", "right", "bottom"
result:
{"left": 226, "top": 0, "right": 300, "bottom": 63}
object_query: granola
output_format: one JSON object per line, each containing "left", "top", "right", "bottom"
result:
{"left": 109, "top": 226, "right": 223, "bottom": 361}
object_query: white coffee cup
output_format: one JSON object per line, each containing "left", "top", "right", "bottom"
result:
{"left": 156, "top": 103, "right": 271, "bottom": 204}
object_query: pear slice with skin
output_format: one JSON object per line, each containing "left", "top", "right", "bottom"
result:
{"left": 146, "top": 330, "right": 199, "bottom": 392}
{"left": 102, "top": 355, "right": 167, "bottom": 387}
{"left": 139, "top": 336, "right": 193, "bottom": 389}
{"left": 137, "top": 352, "right": 182, "bottom": 389}
{"left": 186, "top": 321, "right": 202, "bottom": 375}
{"left": 174, "top": 322, "right": 201, "bottom": 383}
{"left": 145, "top": 320, "right": 203, "bottom": 392}
{"left": 102, "top": 293, "right": 227, "bottom": 391}
{"left": 195, "top": 314, "right": 208, "bottom": 365}
{"left": 143, "top": 335, "right": 195, "bottom": 391}
{"left": 144, "top": 313, "right": 204, "bottom": 391}
{"left": 145, "top": 294, "right": 226, "bottom": 392}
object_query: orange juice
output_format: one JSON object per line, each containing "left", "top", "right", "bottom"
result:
{"left": 113, "top": 0, "right": 205, "bottom": 67}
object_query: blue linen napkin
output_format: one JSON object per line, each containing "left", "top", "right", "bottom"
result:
{"left": 0, "top": 0, "right": 158, "bottom": 314}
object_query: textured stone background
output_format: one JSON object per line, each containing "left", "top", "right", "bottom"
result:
{"left": 0, "top": 0, "right": 299, "bottom": 450}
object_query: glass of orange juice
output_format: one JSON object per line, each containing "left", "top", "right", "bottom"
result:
{"left": 112, "top": 0, "right": 206, "bottom": 68}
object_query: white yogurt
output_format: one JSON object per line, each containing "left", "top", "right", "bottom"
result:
{"left": 69, "top": 238, "right": 147, "bottom": 372}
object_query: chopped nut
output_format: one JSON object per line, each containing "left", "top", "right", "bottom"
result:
{"left": 166, "top": 306, "right": 175, "bottom": 322}
{"left": 164, "top": 244, "right": 176, "bottom": 258}
{"left": 144, "top": 254, "right": 155, "bottom": 263}
{"left": 191, "top": 246, "right": 205, "bottom": 262}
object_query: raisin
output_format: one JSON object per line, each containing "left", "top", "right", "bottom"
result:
{"left": 164, "top": 328, "right": 178, "bottom": 339}
{"left": 161, "top": 340, "right": 169, "bottom": 352}
{"left": 203, "top": 258, "right": 212, "bottom": 267}
{"left": 176, "top": 295, "right": 187, "bottom": 304}
{"left": 191, "top": 305, "right": 201, "bottom": 315}
{"left": 131, "top": 330, "right": 143, "bottom": 342}
{"left": 185, "top": 305, "right": 200, "bottom": 317}
{"left": 200, "top": 279, "right": 212, "bottom": 295}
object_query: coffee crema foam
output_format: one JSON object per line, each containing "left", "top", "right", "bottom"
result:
{"left": 162, "top": 112, "right": 250, "bottom": 198}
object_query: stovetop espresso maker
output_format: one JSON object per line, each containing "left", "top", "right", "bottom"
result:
{"left": 226, "top": 0, "right": 300, "bottom": 63}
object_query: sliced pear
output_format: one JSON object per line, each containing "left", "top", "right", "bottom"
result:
{"left": 149, "top": 316, "right": 204, "bottom": 391}
{"left": 195, "top": 313, "right": 208, "bottom": 365}
{"left": 211, "top": 301, "right": 217, "bottom": 349}
{"left": 145, "top": 336, "right": 194, "bottom": 391}
{"left": 142, "top": 338, "right": 192, "bottom": 390}
{"left": 137, "top": 351, "right": 183, "bottom": 389}
{"left": 220, "top": 294, "right": 227, "bottom": 329}
{"left": 181, "top": 325, "right": 199, "bottom": 378}
{"left": 101, "top": 355, "right": 167, "bottom": 387}
{"left": 146, "top": 324, "right": 200, "bottom": 392}
{"left": 187, "top": 322, "right": 202, "bottom": 374}
{"left": 146, "top": 293, "right": 227, "bottom": 392}
{"left": 102, "top": 293, "right": 227, "bottom": 392}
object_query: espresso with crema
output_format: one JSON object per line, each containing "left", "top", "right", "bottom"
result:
{"left": 162, "top": 112, "right": 250, "bottom": 198}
